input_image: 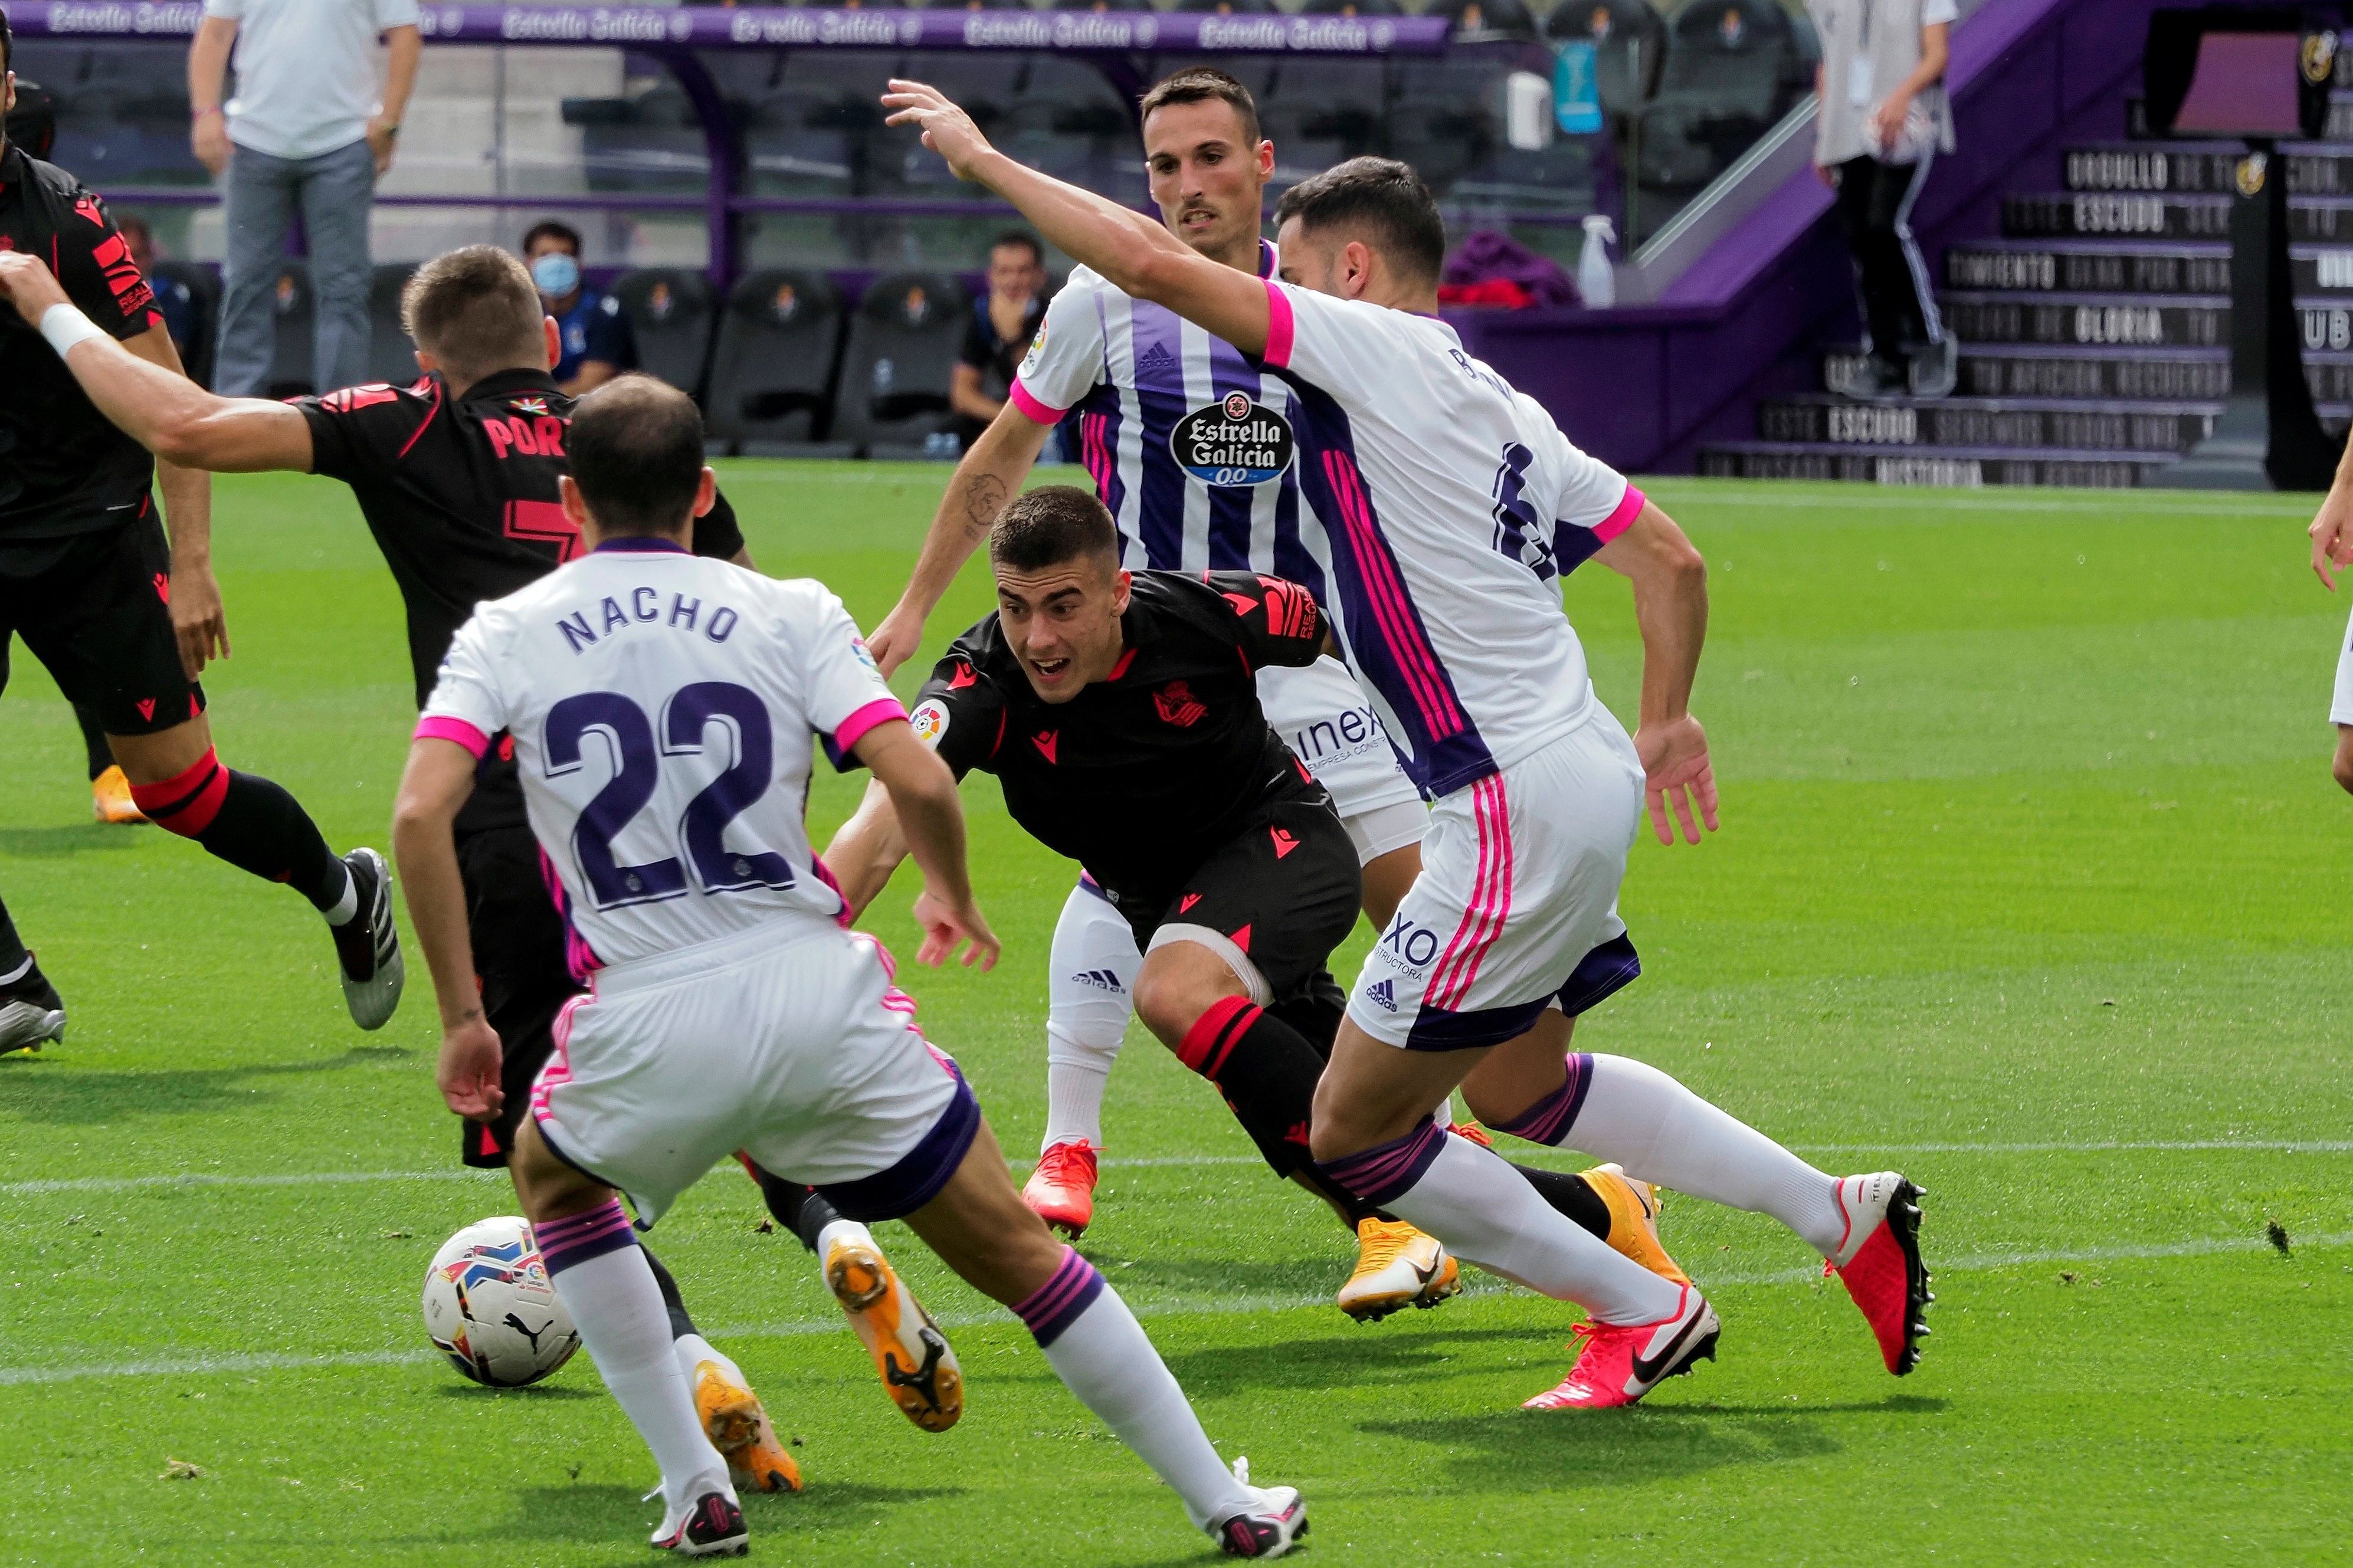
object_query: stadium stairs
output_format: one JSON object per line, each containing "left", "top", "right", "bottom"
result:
{"left": 1696, "top": 107, "right": 2353, "bottom": 487}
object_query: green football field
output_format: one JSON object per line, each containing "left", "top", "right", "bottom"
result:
{"left": 2, "top": 468, "right": 2348, "bottom": 1567}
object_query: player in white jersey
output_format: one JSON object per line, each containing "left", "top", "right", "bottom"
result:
{"left": 887, "top": 84, "right": 1935, "bottom": 1409}
{"left": 391, "top": 379, "right": 1307, "bottom": 1558}
{"left": 868, "top": 71, "right": 1661, "bottom": 1314}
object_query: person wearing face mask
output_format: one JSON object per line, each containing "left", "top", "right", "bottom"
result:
{"left": 521, "top": 221, "right": 638, "bottom": 396}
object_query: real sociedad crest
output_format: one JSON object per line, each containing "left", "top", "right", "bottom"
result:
{"left": 1169, "top": 391, "right": 1295, "bottom": 487}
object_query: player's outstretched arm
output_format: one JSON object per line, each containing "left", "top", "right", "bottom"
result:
{"left": 1594, "top": 498, "right": 1719, "bottom": 845}
{"left": 0, "top": 253, "right": 314, "bottom": 474}
{"left": 853, "top": 721, "right": 999, "bottom": 970}
{"left": 881, "top": 81, "right": 1270, "bottom": 355}
{"left": 391, "top": 739, "right": 504, "bottom": 1120}
{"left": 820, "top": 778, "right": 910, "bottom": 921}
{"left": 869, "top": 405, "right": 1054, "bottom": 675}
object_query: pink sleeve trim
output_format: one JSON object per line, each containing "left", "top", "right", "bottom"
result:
{"left": 1007, "top": 377, "right": 1067, "bottom": 425}
{"left": 833, "top": 696, "right": 909, "bottom": 755}
{"left": 414, "top": 716, "right": 490, "bottom": 758}
{"left": 1262, "top": 279, "right": 1295, "bottom": 369}
{"left": 1594, "top": 483, "right": 1646, "bottom": 544}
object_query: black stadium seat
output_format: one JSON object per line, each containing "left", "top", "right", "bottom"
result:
{"left": 1545, "top": 0, "right": 1667, "bottom": 121}
{"left": 705, "top": 269, "right": 852, "bottom": 455}
{"left": 145, "top": 260, "right": 219, "bottom": 391}
{"left": 259, "top": 260, "right": 315, "bottom": 400}
{"left": 828, "top": 271, "right": 971, "bottom": 458}
{"left": 610, "top": 268, "right": 717, "bottom": 401}
{"left": 366, "top": 263, "right": 420, "bottom": 388}
{"left": 1636, "top": 0, "right": 1809, "bottom": 191}
{"left": 1300, "top": 0, "right": 1402, "bottom": 14}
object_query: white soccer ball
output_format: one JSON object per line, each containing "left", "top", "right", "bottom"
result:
{"left": 422, "top": 1215, "right": 580, "bottom": 1387}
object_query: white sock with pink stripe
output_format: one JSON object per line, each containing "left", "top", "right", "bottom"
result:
{"left": 1568, "top": 1054, "right": 1847, "bottom": 1255}
{"left": 539, "top": 1201, "right": 732, "bottom": 1509}
{"left": 1012, "top": 1246, "right": 1254, "bottom": 1529}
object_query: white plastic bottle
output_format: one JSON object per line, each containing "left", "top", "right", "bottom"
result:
{"left": 1578, "top": 214, "right": 1617, "bottom": 308}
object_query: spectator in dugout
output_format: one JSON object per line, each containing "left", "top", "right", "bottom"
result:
{"left": 951, "top": 231, "right": 1049, "bottom": 452}
{"left": 522, "top": 221, "right": 638, "bottom": 396}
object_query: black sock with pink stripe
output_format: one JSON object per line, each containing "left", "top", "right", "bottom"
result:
{"left": 128, "top": 748, "right": 348, "bottom": 913}
{"left": 1176, "top": 995, "right": 1384, "bottom": 1223}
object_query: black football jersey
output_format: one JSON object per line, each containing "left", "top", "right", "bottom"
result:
{"left": 294, "top": 367, "right": 744, "bottom": 835}
{"left": 914, "top": 570, "right": 1329, "bottom": 907}
{"left": 0, "top": 145, "right": 160, "bottom": 539}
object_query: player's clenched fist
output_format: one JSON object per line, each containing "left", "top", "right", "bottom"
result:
{"left": 0, "top": 252, "right": 71, "bottom": 326}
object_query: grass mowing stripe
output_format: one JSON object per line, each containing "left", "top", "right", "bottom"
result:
{"left": 11, "top": 1230, "right": 2342, "bottom": 1389}
{"left": 10, "top": 1139, "right": 2348, "bottom": 1197}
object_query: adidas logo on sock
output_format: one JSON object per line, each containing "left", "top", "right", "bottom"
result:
{"left": 1366, "top": 978, "right": 1397, "bottom": 1011}
{"left": 1070, "top": 969, "right": 1126, "bottom": 993}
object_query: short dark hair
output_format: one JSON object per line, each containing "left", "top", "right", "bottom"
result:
{"left": 1139, "top": 66, "right": 1261, "bottom": 149}
{"left": 988, "top": 231, "right": 1043, "bottom": 265}
{"left": 1, "top": 8, "right": 13, "bottom": 76}
{"left": 1273, "top": 156, "right": 1447, "bottom": 286}
{"left": 567, "top": 376, "right": 707, "bottom": 537}
{"left": 400, "top": 245, "right": 546, "bottom": 383}
{"left": 991, "top": 486, "right": 1119, "bottom": 575}
{"left": 522, "top": 220, "right": 583, "bottom": 257}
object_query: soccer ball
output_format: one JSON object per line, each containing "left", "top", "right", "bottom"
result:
{"left": 422, "top": 1216, "right": 580, "bottom": 1387}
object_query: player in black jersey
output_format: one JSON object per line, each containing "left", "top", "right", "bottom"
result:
{"left": 0, "top": 241, "right": 956, "bottom": 1475}
{"left": 825, "top": 487, "right": 1693, "bottom": 1312}
{"left": 0, "top": 17, "right": 399, "bottom": 1058}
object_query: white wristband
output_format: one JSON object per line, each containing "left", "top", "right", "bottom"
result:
{"left": 40, "top": 303, "right": 110, "bottom": 360}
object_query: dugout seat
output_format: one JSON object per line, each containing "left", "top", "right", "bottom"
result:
{"left": 1176, "top": 0, "right": 1281, "bottom": 14}
{"left": 611, "top": 269, "right": 718, "bottom": 401}
{"left": 1299, "top": 0, "right": 1404, "bottom": 15}
{"left": 1545, "top": 0, "right": 1667, "bottom": 120}
{"left": 1436, "top": 0, "right": 1539, "bottom": 41}
{"left": 258, "top": 260, "right": 315, "bottom": 400}
{"left": 365, "top": 263, "right": 420, "bottom": 388}
{"left": 1636, "top": 0, "right": 1810, "bottom": 191}
{"left": 829, "top": 271, "right": 971, "bottom": 458}
{"left": 705, "top": 270, "right": 853, "bottom": 455}
{"left": 146, "top": 260, "right": 219, "bottom": 391}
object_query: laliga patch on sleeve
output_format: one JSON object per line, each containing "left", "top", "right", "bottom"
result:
{"left": 1021, "top": 320, "right": 1048, "bottom": 376}
{"left": 850, "top": 636, "right": 879, "bottom": 671}
{"left": 910, "top": 699, "right": 950, "bottom": 747}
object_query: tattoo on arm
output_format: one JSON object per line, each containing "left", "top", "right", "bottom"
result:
{"left": 962, "top": 473, "right": 1009, "bottom": 536}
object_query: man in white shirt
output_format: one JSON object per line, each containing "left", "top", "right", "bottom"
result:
{"left": 886, "top": 79, "right": 1935, "bottom": 1413}
{"left": 189, "top": 0, "right": 421, "bottom": 396}
{"left": 394, "top": 376, "right": 1308, "bottom": 1560}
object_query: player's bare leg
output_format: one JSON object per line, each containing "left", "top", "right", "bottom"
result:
{"left": 1132, "top": 934, "right": 1461, "bottom": 1320}
{"left": 1310, "top": 1020, "right": 1718, "bottom": 1409}
{"left": 509, "top": 1119, "right": 747, "bottom": 1555}
{"left": 1461, "top": 1015, "right": 1931, "bottom": 1375}
{"left": 902, "top": 1118, "right": 1305, "bottom": 1557}
{"left": 108, "top": 711, "right": 402, "bottom": 1029}
{"left": 1357, "top": 841, "right": 1420, "bottom": 933}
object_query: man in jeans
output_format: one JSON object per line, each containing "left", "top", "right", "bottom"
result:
{"left": 1810, "top": 0, "right": 1957, "bottom": 401}
{"left": 190, "top": 0, "right": 421, "bottom": 396}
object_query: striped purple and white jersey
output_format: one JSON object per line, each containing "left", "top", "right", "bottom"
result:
{"left": 1011, "top": 241, "right": 1317, "bottom": 585}
{"left": 1256, "top": 279, "right": 1646, "bottom": 802}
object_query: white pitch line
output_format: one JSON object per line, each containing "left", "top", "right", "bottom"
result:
{"left": 8, "top": 1139, "right": 2348, "bottom": 1199}
{"left": 4, "top": 1229, "right": 2344, "bottom": 1389}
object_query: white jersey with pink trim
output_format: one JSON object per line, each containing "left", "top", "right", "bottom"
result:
{"left": 418, "top": 540, "right": 906, "bottom": 969}
{"left": 1259, "top": 279, "right": 1644, "bottom": 801}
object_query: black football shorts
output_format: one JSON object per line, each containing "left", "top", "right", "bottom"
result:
{"left": 0, "top": 509, "right": 205, "bottom": 737}
{"left": 1124, "top": 792, "right": 1364, "bottom": 1006}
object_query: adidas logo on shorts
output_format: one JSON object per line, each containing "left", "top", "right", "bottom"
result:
{"left": 1070, "top": 969, "right": 1126, "bottom": 994}
{"left": 1366, "top": 978, "right": 1397, "bottom": 1011}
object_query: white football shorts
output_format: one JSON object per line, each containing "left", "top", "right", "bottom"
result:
{"left": 2333, "top": 599, "right": 2353, "bottom": 726}
{"left": 530, "top": 917, "right": 974, "bottom": 1226}
{"left": 1258, "top": 656, "right": 1422, "bottom": 821}
{"left": 1348, "top": 713, "right": 1647, "bottom": 1050}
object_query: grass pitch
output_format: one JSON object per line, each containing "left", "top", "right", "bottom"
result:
{"left": 2, "top": 470, "right": 2348, "bottom": 1566}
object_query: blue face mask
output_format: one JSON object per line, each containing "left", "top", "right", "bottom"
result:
{"left": 531, "top": 252, "right": 581, "bottom": 299}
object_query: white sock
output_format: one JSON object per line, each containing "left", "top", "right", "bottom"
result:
{"left": 814, "top": 1217, "right": 871, "bottom": 1261}
{"left": 322, "top": 861, "right": 358, "bottom": 925}
{"left": 1018, "top": 1254, "right": 1255, "bottom": 1530}
{"left": 671, "top": 1331, "right": 742, "bottom": 1390}
{"left": 1382, "top": 1129, "right": 1686, "bottom": 1326}
{"left": 1040, "top": 881, "right": 1139, "bottom": 1153}
{"left": 547, "top": 1244, "right": 732, "bottom": 1508}
{"left": 1568, "top": 1054, "right": 1847, "bottom": 1255}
